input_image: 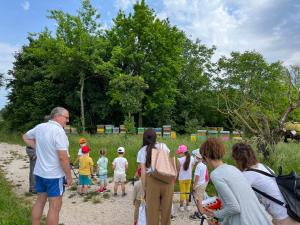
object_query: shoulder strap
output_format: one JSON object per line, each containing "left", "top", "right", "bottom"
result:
{"left": 246, "top": 168, "right": 275, "bottom": 178}
{"left": 252, "top": 187, "right": 287, "bottom": 207}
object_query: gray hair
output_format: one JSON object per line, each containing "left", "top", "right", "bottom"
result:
{"left": 50, "top": 107, "right": 67, "bottom": 119}
{"left": 44, "top": 115, "right": 51, "bottom": 122}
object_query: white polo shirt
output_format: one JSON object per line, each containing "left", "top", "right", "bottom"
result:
{"left": 26, "top": 120, "right": 69, "bottom": 178}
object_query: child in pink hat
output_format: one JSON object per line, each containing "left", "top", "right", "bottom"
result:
{"left": 176, "top": 144, "right": 195, "bottom": 211}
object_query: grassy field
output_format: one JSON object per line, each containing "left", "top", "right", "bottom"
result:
{"left": 0, "top": 171, "right": 32, "bottom": 225}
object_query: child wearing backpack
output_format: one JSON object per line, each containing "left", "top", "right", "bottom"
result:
{"left": 176, "top": 144, "right": 195, "bottom": 211}
{"left": 79, "top": 145, "right": 94, "bottom": 195}
{"left": 232, "top": 143, "right": 300, "bottom": 225}
{"left": 112, "top": 147, "right": 128, "bottom": 196}
{"left": 96, "top": 148, "right": 108, "bottom": 193}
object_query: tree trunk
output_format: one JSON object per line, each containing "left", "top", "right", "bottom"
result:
{"left": 138, "top": 112, "right": 143, "bottom": 127}
{"left": 80, "top": 73, "right": 85, "bottom": 132}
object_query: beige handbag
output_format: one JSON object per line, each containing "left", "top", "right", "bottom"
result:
{"left": 151, "top": 143, "right": 177, "bottom": 184}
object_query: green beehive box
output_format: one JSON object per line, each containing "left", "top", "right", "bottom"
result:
{"left": 207, "top": 130, "right": 219, "bottom": 138}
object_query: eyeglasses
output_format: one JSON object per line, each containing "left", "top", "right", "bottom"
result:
{"left": 61, "top": 115, "right": 69, "bottom": 120}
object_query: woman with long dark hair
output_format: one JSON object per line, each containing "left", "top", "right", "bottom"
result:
{"left": 137, "top": 128, "right": 173, "bottom": 225}
{"left": 232, "top": 142, "right": 299, "bottom": 225}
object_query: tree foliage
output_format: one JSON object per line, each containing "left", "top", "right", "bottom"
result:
{"left": 216, "top": 51, "right": 300, "bottom": 158}
{"left": 4, "top": 0, "right": 299, "bottom": 146}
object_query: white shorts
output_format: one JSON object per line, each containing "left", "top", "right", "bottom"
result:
{"left": 114, "top": 173, "right": 126, "bottom": 183}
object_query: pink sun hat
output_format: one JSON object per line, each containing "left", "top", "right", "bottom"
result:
{"left": 176, "top": 144, "right": 188, "bottom": 155}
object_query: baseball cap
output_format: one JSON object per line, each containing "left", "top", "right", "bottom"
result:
{"left": 192, "top": 148, "right": 202, "bottom": 159}
{"left": 176, "top": 145, "right": 188, "bottom": 155}
{"left": 79, "top": 138, "right": 87, "bottom": 144}
{"left": 81, "top": 145, "right": 90, "bottom": 154}
{"left": 117, "top": 147, "right": 125, "bottom": 153}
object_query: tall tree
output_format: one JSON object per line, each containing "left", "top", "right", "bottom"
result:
{"left": 216, "top": 51, "right": 300, "bottom": 158}
{"left": 173, "top": 38, "right": 224, "bottom": 133}
{"left": 106, "top": 0, "right": 185, "bottom": 126}
{"left": 48, "top": 0, "right": 105, "bottom": 132}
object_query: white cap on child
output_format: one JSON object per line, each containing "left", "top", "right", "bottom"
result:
{"left": 117, "top": 147, "right": 125, "bottom": 153}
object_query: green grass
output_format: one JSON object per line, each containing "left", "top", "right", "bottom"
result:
{"left": 0, "top": 170, "right": 32, "bottom": 225}
{"left": 0, "top": 127, "right": 299, "bottom": 195}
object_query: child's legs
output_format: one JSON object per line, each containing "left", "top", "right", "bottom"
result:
{"left": 114, "top": 182, "right": 118, "bottom": 193}
{"left": 179, "top": 180, "right": 186, "bottom": 205}
{"left": 120, "top": 173, "right": 126, "bottom": 193}
{"left": 185, "top": 180, "right": 192, "bottom": 205}
{"left": 83, "top": 185, "right": 89, "bottom": 193}
{"left": 195, "top": 182, "right": 208, "bottom": 213}
{"left": 179, "top": 180, "right": 189, "bottom": 205}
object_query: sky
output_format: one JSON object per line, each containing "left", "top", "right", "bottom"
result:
{"left": 1, "top": 0, "right": 300, "bottom": 109}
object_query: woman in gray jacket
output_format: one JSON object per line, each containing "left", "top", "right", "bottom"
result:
{"left": 200, "top": 138, "right": 272, "bottom": 225}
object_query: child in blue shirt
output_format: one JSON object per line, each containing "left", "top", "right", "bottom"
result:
{"left": 96, "top": 148, "right": 108, "bottom": 193}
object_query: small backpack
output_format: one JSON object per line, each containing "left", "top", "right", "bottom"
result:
{"left": 150, "top": 143, "right": 177, "bottom": 184}
{"left": 247, "top": 165, "right": 300, "bottom": 222}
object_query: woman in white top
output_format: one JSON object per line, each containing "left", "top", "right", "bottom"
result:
{"left": 137, "top": 129, "right": 173, "bottom": 225}
{"left": 176, "top": 144, "right": 195, "bottom": 211}
{"left": 232, "top": 142, "right": 299, "bottom": 225}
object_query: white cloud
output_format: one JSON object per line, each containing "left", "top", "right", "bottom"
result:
{"left": 0, "top": 42, "right": 20, "bottom": 75}
{"left": 21, "top": 1, "right": 30, "bottom": 11}
{"left": 157, "top": 0, "right": 300, "bottom": 65}
{"left": 114, "top": 0, "right": 137, "bottom": 10}
{"left": 0, "top": 42, "right": 20, "bottom": 109}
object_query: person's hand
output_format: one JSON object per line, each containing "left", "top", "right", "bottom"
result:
{"left": 207, "top": 220, "right": 220, "bottom": 225}
{"left": 65, "top": 176, "right": 72, "bottom": 188}
{"left": 203, "top": 208, "right": 215, "bottom": 218}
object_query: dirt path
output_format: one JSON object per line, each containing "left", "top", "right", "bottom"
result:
{"left": 0, "top": 142, "right": 207, "bottom": 225}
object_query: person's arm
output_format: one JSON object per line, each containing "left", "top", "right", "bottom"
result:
{"left": 112, "top": 159, "right": 116, "bottom": 170}
{"left": 23, "top": 134, "right": 36, "bottom": 149}
{"left": 210, "top": 176, "right": 240, "bottom": 219}
{"left": 140, "top": 163, "right": 146, "bottom": 191}
{"left": 133, "top": 184, "right": 137, "bottom": 204}
{"left": 90, "top": 161, "right": 94, "bottom": 176}
{"left": 58, "top": 150, "right": 72, "bottom": 187}
{"left": 125, "top": 159, "right": 128, "bottom": 170}
{"left": 193, "top": 175, "right": 200, "bottom": 190}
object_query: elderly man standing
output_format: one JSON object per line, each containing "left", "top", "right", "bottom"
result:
{"left": 23, "top": 107, "right": 72, "bottom": 225}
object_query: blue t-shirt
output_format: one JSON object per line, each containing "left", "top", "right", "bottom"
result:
{"left": 97, "top": 156, "right": 108, "bottom": 175}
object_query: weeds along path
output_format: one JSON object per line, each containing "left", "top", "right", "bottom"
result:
{"left": 0, "top": 142, "right": 207, "bottom": 225}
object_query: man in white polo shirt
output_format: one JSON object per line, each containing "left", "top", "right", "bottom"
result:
{"left": 23, "top": 107, "right": 72, "bottom": 225}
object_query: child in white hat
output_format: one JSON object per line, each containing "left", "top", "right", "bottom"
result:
{"left": 190, "top": 149, "right": 209, "bottom": 220}
{"left": 112, "top": 147, "right": 128, "bottom": 196}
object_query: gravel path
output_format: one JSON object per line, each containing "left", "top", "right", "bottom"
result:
{"left": 0, "top": 142, "right": 207, "bottom": 225}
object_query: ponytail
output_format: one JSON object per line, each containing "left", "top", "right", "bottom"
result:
{"left": 142, "top": 129, "right": 157, "bottom": 168}
{"left": 183, "top": 151, "right": 191, "bottom": 171}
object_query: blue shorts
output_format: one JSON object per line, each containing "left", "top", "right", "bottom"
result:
{"left": 99, "top": 174, "right": 108, "bottom": 182}
{"left": 79, "top": 175, "right": 92, "bottom": 186}
{"left": 35, "top": 175, "right": 65, "bottom": 197}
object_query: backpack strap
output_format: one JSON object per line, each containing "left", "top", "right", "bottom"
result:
{"left": 251, "top": 187, "right": 287, "bottom": 207}
{"left": 246, "top": 168, "right": 275, "bottom": 178}
{"left": 246, "top": 166, "right": 287, "bottom": 208}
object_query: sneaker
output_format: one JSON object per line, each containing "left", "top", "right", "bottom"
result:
{"left": 179, "top": 206, "right": 185, "bottom": 212}
{"left": 170, "top": 215, "right": 176, "bottom": 221}
{"left": 122, "top": 192, "right": 127, "bottom": 197}
{"left": 114, "top": 193, "right": 118, "bottom": 196}
{"left": 186, "top": 205, "right": 192, "bottom": 211}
